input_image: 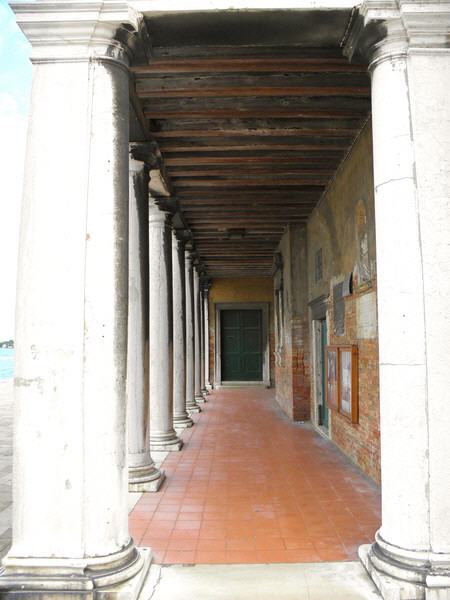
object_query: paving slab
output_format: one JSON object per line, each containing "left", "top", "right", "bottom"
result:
{"left": 142, "top": 561, "right": 381, "bottom": 600}
{"left": 0, "top": 381, "right": 12, "bottom": 560}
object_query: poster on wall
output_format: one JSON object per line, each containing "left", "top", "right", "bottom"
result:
{"left": 326, "top": 346, "right": 339, "bottom": 411}
{"left": 339, "top": 345, "right": 359, "bottom": 423}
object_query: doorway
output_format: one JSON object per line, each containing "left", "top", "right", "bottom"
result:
{"left": 215, "top": 302, "right": 270, "bottom": 387}
{"left": 313, "top": 317, "right": 329, "bottom": 431}
{"left": 221, "top": 309, "right": 262, "bottom": 381}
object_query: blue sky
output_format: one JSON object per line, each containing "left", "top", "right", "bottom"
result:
{"left": 0, "top": 0, "right": 31, "bottom": 340}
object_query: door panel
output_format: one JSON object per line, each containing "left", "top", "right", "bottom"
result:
{"left": 221, "top": 309, "right": 263, "bottom": 381}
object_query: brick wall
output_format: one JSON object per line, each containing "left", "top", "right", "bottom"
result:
{"left": 328, "top": 284, "right": 381, "bottom": 483}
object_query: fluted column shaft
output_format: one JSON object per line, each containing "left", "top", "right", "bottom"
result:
{"left": 172, "top": 232, "right": 193, "bottom": 428}
{"left": 127, "top": 156, "right": 165, "bottom": 491}
{"left": 148, "top": 200, "right": 182, "bottom": 452}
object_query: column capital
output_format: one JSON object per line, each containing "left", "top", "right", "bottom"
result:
{"left": 344, "top": 1, "right": 450, "bottom": 68}
{"left": 10, "top": 0, "right": 146, "bottom": 66}
{"left": 148, "top": 196, "right": 172, "bottom": 226}
{"left": 172, "top": 228, "right": 187, "bottom": 252}
{"left": 200, "top": 279, "right": 212, "bottom": 293}
{"left": 129, "top": 142, "right": 159, "bottom": 170}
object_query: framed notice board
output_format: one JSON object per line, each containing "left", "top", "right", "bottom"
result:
{"left": 325, "top": 346, "right": 339, "bottom": 411}
{"left": 338, "top": 345, "right": 358, "bottom": 424}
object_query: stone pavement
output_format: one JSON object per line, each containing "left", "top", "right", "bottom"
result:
{"left": 0, "top": 382, "right": 381, "bottom": 598}
{"left": 141, "top": 561, "right": 381, "bottom": 600}
{"left": 0, "top": 381, "right": 13, "bottom": 560}
{"left": 130, "top": 387, "right": 381, "bottom": 565}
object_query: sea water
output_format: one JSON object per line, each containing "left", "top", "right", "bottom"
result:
{"left": 0, "top": 348, "right": 13, "bottom": 381}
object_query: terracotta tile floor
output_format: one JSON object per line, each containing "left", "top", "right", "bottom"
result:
{"left": 129, "top": 387, "right": 381, "bottom": 565}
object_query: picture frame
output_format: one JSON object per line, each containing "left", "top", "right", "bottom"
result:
{"left": 325, "top": 346, "right": 339, "bottom": 411}
{"left": 338, "top": 345, "right": 358, "bottom": 424}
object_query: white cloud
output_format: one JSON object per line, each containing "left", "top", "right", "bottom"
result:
{"left": 0, "top": 92, "right": 27, "bottom": 340}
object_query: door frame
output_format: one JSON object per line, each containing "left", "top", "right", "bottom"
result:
{"left": 214, "top": 302, "right": 270, "bottom": 387}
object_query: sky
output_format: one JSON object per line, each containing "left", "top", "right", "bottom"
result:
{"left": 0, "top": 0, "right": 31, "bottom": 341}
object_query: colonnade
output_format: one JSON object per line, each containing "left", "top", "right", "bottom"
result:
{"left": 2, "top": 1, "right": 450, "bottom": 600}
{"left": 127, "top": 159, "right": 211, "bottom": 463}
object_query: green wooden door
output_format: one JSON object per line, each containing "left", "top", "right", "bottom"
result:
{"left": 320, "top": 319, "right": 329, "bottom": 429}
{"left": 221, "top": 309, "right": 263, "bottom": 381}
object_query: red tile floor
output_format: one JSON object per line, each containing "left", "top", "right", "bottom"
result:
{"left": 129, "top": 387, "right": 381, "bottom": 565}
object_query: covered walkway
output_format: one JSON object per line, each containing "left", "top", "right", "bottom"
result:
{"left": 129, "top": 388, "right": 380, "bottom": 565}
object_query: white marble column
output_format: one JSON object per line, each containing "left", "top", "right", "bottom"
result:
{"left": 193, "top": 266, "right": 205, "bottom": 403}
{"left": 200, "top": 284, "right": 207, "bottom": 396}
{"left": 185, "top": 250, "right": 201, "bottom": 414}
{"left": 172, "top": 231, "right": 193, "bottom": 429}
{"left": 347, "top": 3, "right": 450, "bottom": 599}
{"left": 127, "top": 155, "right": 165, "bottom": 491}
{"left": 203, "top": 285, "right": 212, "bottom": 392}
{"left": 148, "top": 199, "right": 182, "bottom": 452}
{"left": 0, "top": 4, "right": 151, "bottom": 598}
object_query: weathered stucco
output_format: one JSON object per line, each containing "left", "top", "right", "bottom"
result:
{"left": 273, "top": 121, "right": 380, "bottom": 482}
{"left": 307, "top": 120, "right": 380, "bottom": 482}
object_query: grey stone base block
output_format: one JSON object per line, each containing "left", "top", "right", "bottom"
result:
{"left": 173, "top": 416, "right": 194, "bottom": 429}
{"left": 187, "top": 404, "right": 201, "bottom": 414}
{"left": 359, "top": 544, "right": 450, "bottom": 600}
{"left": 129, "top": 470, "right": 166, "bottom": 493}
{"left": 150, "top": 439, "right": 183, "bottom": 452}
{"left": 0, "top": 544, "right": 152, "bottom": 600}
{"left": 195, "top": 394, "right": 206, "bottom": 404}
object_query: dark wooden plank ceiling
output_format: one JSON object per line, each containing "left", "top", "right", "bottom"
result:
{"left": 131, "top": 9, "right": 370, "bottom": 278}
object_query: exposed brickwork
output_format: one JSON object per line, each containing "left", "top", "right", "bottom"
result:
{"left": 274, "top": 226, "right": 310, "bottom": 422}
{"left": 328, "top": 284, "right": 381, "bottom": 484}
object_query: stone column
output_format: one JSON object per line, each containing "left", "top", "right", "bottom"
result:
{"left": 203, "top": 284, "right": 212, "bottom": 391}
{"left": 0, "top": 4, "right": 151, "bottom": 598}
{"left": 347, "top": 3, "right": 450, "bottom": 599}
{"left": 148, "top": 199, "right": 182, "bottom": 452}
{"left": 193, "top": 266, "right": 205, "bottom": 403}
{"left": 127, "top": 153, "right": 165, "bottom": 491}
{"left": 185, "top": 250, "right": 201, "bottom": 414}
{"left": 200, "top": 284, "right": 207, "bottom": 397}
{"left": 172, "top": 230, "right": 193, "bottom": 428}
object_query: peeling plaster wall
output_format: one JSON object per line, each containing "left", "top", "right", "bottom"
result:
{"left": 274, "top": 121, "right": 380, "bottom": 482}
{"left": 209, "top": 277, "right": 274, "bottom": 386}
{"left": 274, "top": 225, "right": 310, "bottom": 421}
{"left": 307, "top": 120, "right": 380, "bottom": 483}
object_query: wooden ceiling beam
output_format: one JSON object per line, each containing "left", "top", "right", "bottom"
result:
{"left": 170, "top": 168, "right": 335, "bottom": 177}
{"left": 137, "top": 86, "right": 369, "bottom": 99}
{"left": 151, "top": 128, "right": 357, "bottom": 139}
{"left": 175, "top": 178, "right": 327, "bottom": 187}
{"left": 131, "top": 57, "right": 366, "bottom": 74}
{"left": 165, "top": 156, "right": 340, "bottom": 166}
{"left": 143, "top": 107, "right": 368, "bottom": 119}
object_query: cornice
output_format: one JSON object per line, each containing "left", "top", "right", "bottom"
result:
{"left": 10, "top": 0, "right": 142, "bottom": 65}
{"left": 344, "top": 0, "right": 450, "bottom": 69}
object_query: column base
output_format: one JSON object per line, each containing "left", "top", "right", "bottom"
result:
{"left": 201, "top": 387, "right": 210, "bottom": 396}
{"left": 173, "top": 414, "right": 194, "bottom": 429}
{"left": 0, "top": 541, "right": 151, "bottom": 600}
{"left": 150, "top": 432, "right": 183, "bottom": 452}
{"left": 129, "top": 464, "right": 165, "bottom": 493}
{"left": 205, "top": 383, "right": 213, "bottom": 392}
{"left": 187, "top": 402, "right": 201, "bottom": 414}
{"left": 360, "top": 533, "right": 450, "bottom": 600}
{"left": 195, "top": 393, "right": 207, "bottom": 404}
